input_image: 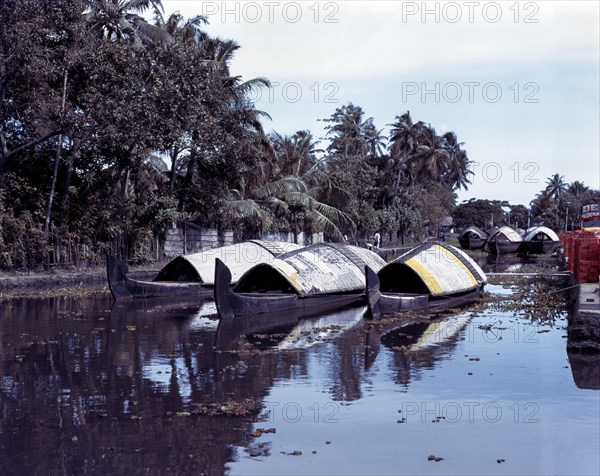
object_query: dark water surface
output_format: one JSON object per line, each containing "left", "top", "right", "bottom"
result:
{"left": 1, "top": 256, "right": 599, "bottom": 475}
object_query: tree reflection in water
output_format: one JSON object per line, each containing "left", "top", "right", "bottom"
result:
{"left": 2, "top": 290, "right": 565, "bottom": 475}
{"left": 1, "top": 295, "right": 377, "bottom": 473}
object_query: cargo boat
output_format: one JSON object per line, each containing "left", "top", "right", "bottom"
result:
{"left": 366, "top": 242, "right": 487, "bottom": 317}
{"left": 213, "top": 244, "right": 386, "bottom": 319}
{"left": 106, "top": 240, "right": 301, "bottom": 300}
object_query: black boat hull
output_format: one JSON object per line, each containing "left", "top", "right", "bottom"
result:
{"left": 458, "top": 236, "right": 487, "bottom": 251}
{"left": 214, "top": 258, "right": 366, "bottom": 319}
{"left": 365, "top": 264, "right": 485, "bottom": 317}
{"left": 522, "top": 240, "right": 561, "bottom": 254}
{"left": 106, "top": 254, "right": 209, "bottom": 300}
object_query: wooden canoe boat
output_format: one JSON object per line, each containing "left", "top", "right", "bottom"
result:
{"left": 214, "top": 244, "right": 386, "bottom": 319}
{"left": 458, "top": 226, "right": 488, "bottom": 250}
{"left": 521, "top": 226, "right": 561, "bottom": 254}
{"left": 106, "top": 240, "right": 301, "bottom": 300}
{"left": 486, "top": 226, "right": 524, "bottom": 254}
{"left": 366, "top": 242, "right": 487, "bottom": 317}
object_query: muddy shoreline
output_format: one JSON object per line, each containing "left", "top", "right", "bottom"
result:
{"left": 0, "top": 263, "right": 163, "bottom": 293}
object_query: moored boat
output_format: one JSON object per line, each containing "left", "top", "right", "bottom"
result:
{"left": 522, "top": 226, "right": 561, "bottom": 254}
{"left": 106, "top": 240, "right": 301, "bottom": 300}
{"left": 458, "top": 226, "right": 488, "bottom": 250}
{"left": 486, "top": 226, "right": 523, "bottom": 254}
{"left": 214, "top": 244, "right": 386, "bottom": 319}
{"left": 366, "top": 241, "right": 487, "bottom": 317}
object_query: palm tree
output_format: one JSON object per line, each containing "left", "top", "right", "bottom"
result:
{"left": 151, "top": 20, "right": 271, "bottom": 197}
{"left": 530, "top": 191, "right": 560, "bottom": 228}
{"left": 225, "top": 173, "right": 353, "bottom": 242}
{"left": 85, "top": 0, "right": 173, "bottom": 49}
{"left": 269, "top": 131, "right": 324, "bottom": 179}
{"left": 545, "top": 173, "right": 567, "bottom": 201}
{"left": 441, "top": 131, "right": 472, "bottom": 190}
{"left": 568, "top": 180, "right": 589, "bottom": 199}
{"left": 362, "top": 119, "right": 387, "bottom": 158}
{"left": 324, "top": 103, "right": 372, "bottom": 165}
{"left": 387, "top": 111, "right": 420, "bottom": 197}
{"left": 225, "top": 132, "right": 354, "bottom": 242}
{"left": 152, "top": 11, "right": 208, "bottom": 44}
{"left": 410, "top": 123, "right": 450, "bottom": 182}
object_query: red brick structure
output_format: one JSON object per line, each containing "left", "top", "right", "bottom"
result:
{"left": 560, "top": 231, "right": 600, "bottom": 283}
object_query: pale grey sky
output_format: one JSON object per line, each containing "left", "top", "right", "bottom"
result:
{"left": 162, "top": 1, "right": 600, "bottom": 206}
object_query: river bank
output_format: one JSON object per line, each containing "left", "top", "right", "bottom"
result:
{"left": 0, "top": 262, "right": 164, "bottom": 296}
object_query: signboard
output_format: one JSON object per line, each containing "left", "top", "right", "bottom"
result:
{"left": 581, "top": 204, "right": 600, "bottom": 219}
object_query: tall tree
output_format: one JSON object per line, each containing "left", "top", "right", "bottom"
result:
{"left": 441, "top": 131, "right": 472, "bottom": 191}
{"left": 545, "top": 173, "right": 567, "bottom": 201}
{"left": 387, "top": 111, "right": 420, "bottom": 198}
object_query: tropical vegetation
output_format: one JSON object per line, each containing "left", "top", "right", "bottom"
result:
{"left": 0, "top": 0, "right": 598, "bottom": 268}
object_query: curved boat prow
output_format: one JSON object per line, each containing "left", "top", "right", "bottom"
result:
{"left": 214, "top": 258, "right": 236, "bottom": 319}
{"left": 365, "top": 265, "right": 381, "bottom": 319}
{"left": 106, "top": 254, "right": 133, "bottom": 300}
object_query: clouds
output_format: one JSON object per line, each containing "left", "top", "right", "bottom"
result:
{"left": 162, "top": 1, "right": 600, "bottom": 204}
{"left": 170, "top": 1, "right": 598, "bottom": 78}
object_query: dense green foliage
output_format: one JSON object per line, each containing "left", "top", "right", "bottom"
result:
{"left": 1, "top": 1, "right": 596, "bottom": 267}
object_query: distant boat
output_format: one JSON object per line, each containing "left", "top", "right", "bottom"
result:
{"left": 486, "top": 226, "right": 523, "bottom": 254}
{"left": 366, "top": 242, "right": 487, "bottom": 317}
{"left": 106, "top": 240, "right": 302, "bottom": 300}
{"left": 213, "top": 244, "right": 386, "bottom": 319}
{"left": 458, "top": 226, "right": 488, "bottom": 250}
{"left": 522, "top": 226, "right": 561, "bottom": 254}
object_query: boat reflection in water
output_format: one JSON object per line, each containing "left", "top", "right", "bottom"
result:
{"left": 363, "top": 309, "right": 473, "bottom": 377}
{"left": 215, "top": 304, "right": 368, "bottom": 352}
{"left": 0, "top": 293, "right": 376, "bottom": 475}
{"left": 474, "top": 252, "right": 539, "bottom": 274}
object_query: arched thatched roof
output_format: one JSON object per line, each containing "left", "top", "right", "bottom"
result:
{"left": 523, "top": 226, "right": 559, "bottom": 242}
{"left": 234, "top": 244, "right": 387, "bottom": 295}
{"left": 378, "top": 242, "right": 487, "bottom": 297}
{"left": 489, "top": 226, "right": 523, "bottom": 243}
{"left": 154, "top": 240, "right": 302, "bottom": 284}
{"left": 459, "top": 226, "right": 488, "bottom": 240}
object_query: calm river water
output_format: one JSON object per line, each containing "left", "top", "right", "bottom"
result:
{"left": 1, "top": 255, "right": 599, "bottom": 475}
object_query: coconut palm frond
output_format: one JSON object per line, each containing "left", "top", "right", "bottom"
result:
{"left": 309, "top": 183, "right": 352, "bottom": 205}
{"left": 253, "top": 177, "right": 308, "bottom": 200}
{"left": 129, "top": 16, "right": 174, "bottom": 45}
{"left": 145, "top": 154, "right": 169, "bottom": 173}
{"left": 310, "top": 199, "right": 356, "bottom": 231}
{"left": 308, "top": 210, "right": 345, "bottom": 241}
{"left": 263, "top": 196, "right": 290, "bottom": 216}
{"left": 234, "top": 77, "right": 271, "bottom": 97}
{"left": 303, "top": 157, "right": 328, "bottom": 178}
{"left": 182, "top": 15, "right": 209, "bottom": 43}
{"left": 224, "top": 199, "right": 267, "bottom": 221}
{"left": 125, "top": 0, "right": 163, "bottom": 14}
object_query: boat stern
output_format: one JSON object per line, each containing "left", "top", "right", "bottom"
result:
{"left": 106, "top": 254, "right": 133, "bottom": 300}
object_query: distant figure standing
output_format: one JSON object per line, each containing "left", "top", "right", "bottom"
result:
{"left": 373, "top": 231, "right": 381, "bottom": 249}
